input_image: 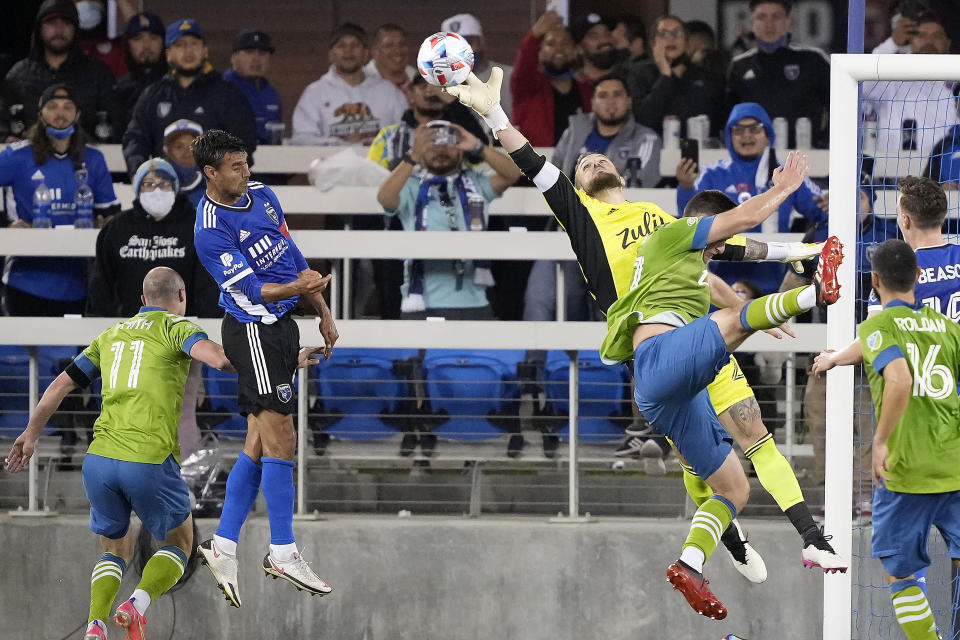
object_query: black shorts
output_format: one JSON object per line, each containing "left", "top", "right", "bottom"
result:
{"left": 222, "top": 313, "right": 300, "bottom": 416}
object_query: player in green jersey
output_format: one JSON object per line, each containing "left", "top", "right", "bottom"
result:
{"left": 814, "top": 239, "right": 960, "bottom": 640}
{"left": 4, "top": 267, "right": 320, "bottom": 640}
{"left": 444, "top": 68, "right": 846, "bottom": 618}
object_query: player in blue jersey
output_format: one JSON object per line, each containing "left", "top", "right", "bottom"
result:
{"left": 191, "top": 129, "right": 338, "bottom": 605}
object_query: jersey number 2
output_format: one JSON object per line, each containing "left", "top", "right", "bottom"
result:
{"left": 108, "top": 340, "right": 145, "bottom": 390}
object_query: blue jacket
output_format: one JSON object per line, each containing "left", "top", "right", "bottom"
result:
{"left": 677, "top": 102, "right": 826, "bottom": 233}
{"left": 224, "top": 70, "right": 282, "bottom": 145}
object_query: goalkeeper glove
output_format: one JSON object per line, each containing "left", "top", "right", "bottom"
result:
{"left": 767, "top": 241, "right": 824, "bottom": 274}
{"left": 444, "top": 68, "right": 510, "bottom": 136}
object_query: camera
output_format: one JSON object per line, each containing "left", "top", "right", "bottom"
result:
{"left": 427, "top": 121, "right": 459, "bottom": 147}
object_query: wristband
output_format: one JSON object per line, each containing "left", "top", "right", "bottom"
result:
{"left": 466, "top": 139, "right": 485, "bottom": 163}
{"left": 481, "top": 105, "right": 510, "bottom": 139}
{"left": 402, "top": 153, "right": 416, "bottom": 166}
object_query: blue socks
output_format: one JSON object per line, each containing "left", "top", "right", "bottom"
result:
{"left": 215, "top": 452, "right": 262, "bottom": 543}
{"left": 261, "top": 457, "right": 296, "bottom": 545}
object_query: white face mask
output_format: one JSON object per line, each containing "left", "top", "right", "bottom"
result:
{"left": 140, "top": 190, "right": 176, "bottom": 219}
{"left": 76, "top": 1, "right": 104, "bottom": 30}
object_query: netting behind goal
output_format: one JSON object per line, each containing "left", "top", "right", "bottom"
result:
{"left": 826, "top": 55, "right": 960, "bottom": 639}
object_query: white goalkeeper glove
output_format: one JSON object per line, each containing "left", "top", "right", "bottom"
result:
{"left": 766, "top": 241, "right": 824, "bottom": 274}
{"left": 444, "top": 68, "right": 510, "bottom": 136}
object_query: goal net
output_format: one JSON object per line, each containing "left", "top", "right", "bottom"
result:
{"left": 827, "top": 54, "right": 960, "bottom": 640}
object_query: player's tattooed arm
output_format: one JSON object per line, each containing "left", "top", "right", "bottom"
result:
{"left": 743, "top": 238, "right": 768, "bottom": 261}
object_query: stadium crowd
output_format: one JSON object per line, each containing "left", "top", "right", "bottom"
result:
{"left": 0, "top": 0, "right": 958, "bottom": 467}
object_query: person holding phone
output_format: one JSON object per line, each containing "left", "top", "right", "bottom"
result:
{"left": 676, "top": 101, "right": 827, "bottom": 292}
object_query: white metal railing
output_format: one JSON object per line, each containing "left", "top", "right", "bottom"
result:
{"left": 0, "top": 143, "right": 833, "bottom": 178}
{"left": 2, "top": 318, "right": 825, "bottom": 519}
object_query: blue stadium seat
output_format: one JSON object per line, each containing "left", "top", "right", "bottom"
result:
{"left": 311, "top": 348, "right": 418, "bottom": 439}
{"left": 200, "top": 366, "right": 247, "bottom": 437}
{"left": 423, "top": 349, "right": 527, "bottom": 440}
{"left": 0, "top": 346, "right": 31, "bottom": 437}
{"left": 544, "top": 351, "right": 630, "bottom": 442}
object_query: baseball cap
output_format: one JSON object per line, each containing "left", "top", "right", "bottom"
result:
{"left": 38, "top": 83, "right": 77, "bottom": 110}
{"left": 134, "top": 158, "right": 180, "bottom": 195}
{"left": 165, "top": 18, "right": 205, "bottom": 48}
{"left": 233, "top": 29, "right": 275, "bottom": 53}
{"left": 37, "top": 0, "right": 79, "bottom": 26}
{"left": 163, "top": 119, "right": 203, "bottom": 140}
{"left": 440, "top": 14, "right": 483, "bottom": 38}
{"left": 124, "top": 12, "right": 165, "bottom": 40}
{"left": 570, "top": 13, "right": 614, "bottom": 43}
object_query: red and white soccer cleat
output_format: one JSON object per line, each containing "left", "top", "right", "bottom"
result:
{"left": 666, "top": 561, "right": 728, "bottom": 620}
{"left": 814, "top": 236, "right": 844, "bottom": 305}
{"left": 83, "top": 620, "right": 107, "bottom": 640}
{"left": 113, "top": 599, "right": 146, "bottom": 640}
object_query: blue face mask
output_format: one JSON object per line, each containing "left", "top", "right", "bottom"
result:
{"left": 173, "top": 162, "right": 199, "bottom": 185}
{"left": 46, "top": 124, "right": 75, "bottom": 139}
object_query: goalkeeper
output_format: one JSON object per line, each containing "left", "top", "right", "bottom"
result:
{"left": 445, "top": 68, "right": 848, "bottom": 580}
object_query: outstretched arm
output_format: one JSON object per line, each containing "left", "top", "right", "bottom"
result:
{"left": 5, "top": 372, "right": 77, "bottom": 473}
{"left": 705, "top": 151, "right": 810, "bottom": 244}
{"left": 811, "top": 339, "right": 864, "bottom": 377}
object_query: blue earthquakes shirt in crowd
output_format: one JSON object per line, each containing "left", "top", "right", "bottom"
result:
{"left": 0, "top": 141, "right": 118, "bottom": 301}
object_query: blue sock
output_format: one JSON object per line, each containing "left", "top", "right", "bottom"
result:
{"left": 215, "top": 452, "right": 262, "bottom": 543}
{"left": 261, "top": 457, "right": 296, "bottom": 545}
{"left": 915, "top": 566, "right": 927, "bottom": 595}
{"left": 889, "top": 577, "right": 921, "bottom": 596}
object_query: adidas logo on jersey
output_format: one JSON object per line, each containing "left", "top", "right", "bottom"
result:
{"left": 742, "top": 69, "right": 756, "bottom": 80}
{"left": 30, "top": 169, "right": 44, "bottom": 181}
{"left": 239, "top": 229, "right": 250, "bottom": 242}
{"left": 247, "top": 234, "right": 273, "bottom": 258}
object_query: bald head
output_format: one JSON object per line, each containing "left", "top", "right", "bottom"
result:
{"left": 142, "top": 267, "right": 185, "bottom": 307}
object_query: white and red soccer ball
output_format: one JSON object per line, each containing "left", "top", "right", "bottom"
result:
{"left": 417, "top": 32, "right": 474, "bottom": 87}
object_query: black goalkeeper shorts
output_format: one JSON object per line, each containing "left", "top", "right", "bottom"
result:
{"left": 221, "top": 313, "right": 300, "bottom": 416}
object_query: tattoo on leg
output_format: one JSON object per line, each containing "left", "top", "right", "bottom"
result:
{"left": 730, "top": 396, "right": 763, "bottom": 433}
{"left": 743, "top": 238, "right": 769, "bottom": 261}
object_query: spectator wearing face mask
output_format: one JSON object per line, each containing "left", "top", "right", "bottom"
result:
{"left": 86, "top": 157, "right": 220, "bottom": 318}
{"left": 161, "top": 118, "right": 204, "bottom": 207}
{"left": 74, "top": 0, "right": 137, "bottom": 78}
{"left": 511, "top": 10, "right": 593, "bottom": 146}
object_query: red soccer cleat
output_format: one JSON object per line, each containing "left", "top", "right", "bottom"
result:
{"left": 113, "top": 598, "right": 147, "bottom": 640}
{"left": 666, "top": 561, "right": 728, "bottom": 620}
{"left": 814, "top": 236, "right": 844, "bottom": 305}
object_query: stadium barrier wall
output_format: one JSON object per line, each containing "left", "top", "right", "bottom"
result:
{"left": 1, "top": 317, "right": 826, "bottom": 519}
{"left": 0, "top": 515, "right": 825, "bottom": 639}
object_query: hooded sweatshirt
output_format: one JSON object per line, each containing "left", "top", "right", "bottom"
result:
{"left": 0, "top": 0, "right": 117, "bottom": 139}
{"left": 677, "top": 102, "right": 826, "bottom": 292}
{"left": 677, "top": 102, "right": 825, "bottom": 234}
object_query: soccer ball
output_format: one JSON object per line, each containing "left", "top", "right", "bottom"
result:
{"left": 417, "top": 32, "right": 474, "bottom": 87}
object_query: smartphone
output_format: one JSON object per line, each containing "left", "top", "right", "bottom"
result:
{"left": 679, "top": 138, "right": 699, "bottom": 167}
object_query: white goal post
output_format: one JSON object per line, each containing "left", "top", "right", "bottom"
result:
{"left": 825, "top": 53, "right": 960, "bottom": 640}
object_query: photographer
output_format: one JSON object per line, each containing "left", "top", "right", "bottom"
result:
{"left": 376, "top": 120, "right": 521, "bottom": 319}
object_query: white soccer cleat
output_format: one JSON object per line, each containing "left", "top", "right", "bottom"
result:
{"left": 802, "top": 528, "right": 849, "bottom": 574}
{"left": 263, "top": 550, "right": 333, "bottom": 597}
{"left": 722, "top": 519, "right": 768, "bottom": 584}
{"left": 198, "top": 538, "right": 242, "bottom": 607}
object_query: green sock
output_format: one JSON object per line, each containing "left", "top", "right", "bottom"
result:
{"left": 89, "top": 553, "right": 125, "bottom": 623}
{"left": 890, "top": 582, "right": 938, "bottom": 638}
{"left": 683, "top": 496, "right": 736, "bottom": 564}
{"left": 682, "top": 466, "right": 713, "bottom": 507}
{"left": 745, "top": 434, "right": 805, "bottom": 511}
{"left": 739, "top": 286, "right": 813, "bottom": 331}
{"left": 136, "top": 546, "right": 187, "bottom": 602}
